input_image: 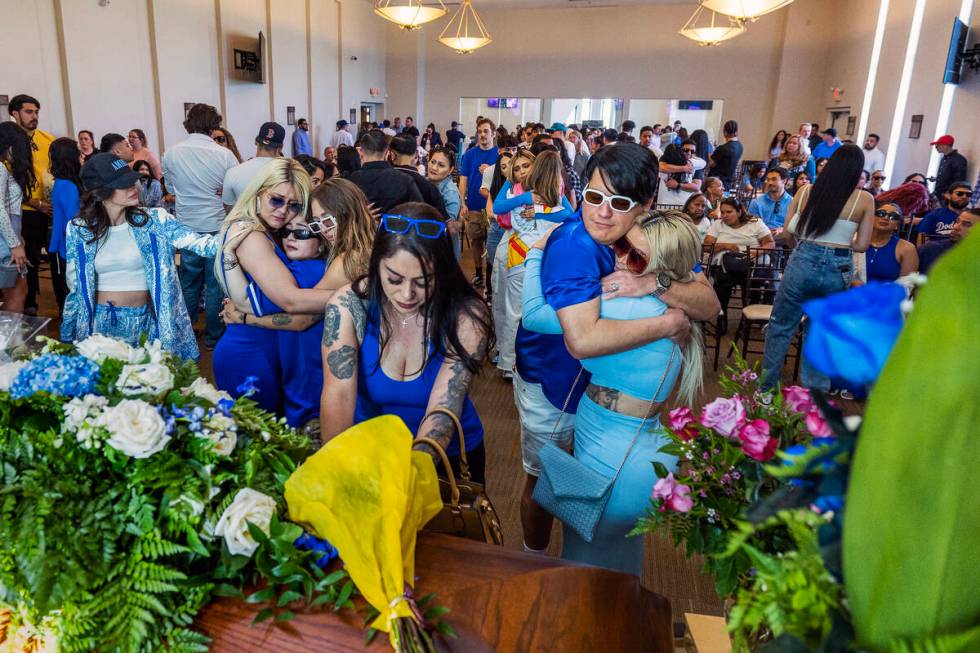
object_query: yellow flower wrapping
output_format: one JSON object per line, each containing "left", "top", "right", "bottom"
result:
{"left": 284, "top": 415, "right": 442, "bottom": 633}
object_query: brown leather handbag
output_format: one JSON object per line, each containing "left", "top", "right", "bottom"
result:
{"left": 417, "top": 407, "right": 504, "bottom": 546}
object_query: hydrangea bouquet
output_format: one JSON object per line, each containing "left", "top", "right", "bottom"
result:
{"left": 0, "top": 335, "right": 358, "bottom": 652}
{"left": 631, "top": 352, "right": 825, "bottom": 597}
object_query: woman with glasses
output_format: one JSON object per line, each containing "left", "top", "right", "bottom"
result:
{"left": 319, "top": 202, "right": 493, "bottom": 481}
{"left": 492, "top": 150, "right": 574, "bottom": 378}
{"left": 762, "top": 144, "right": 874, "bottom": 392}
{"left": 865, "top": 201, "right": 918, "bottom": 283}
{"left": 212, "top": 159, "right": 334, "bottom": 412}
{"left": 210, "top": 127, "right": 243, "bottom": 163}
{"left": 61, "top": 153, "right": 217, "bottom": 358}
{"left": 426, "top": 147, "right": 462, "bottom": 260}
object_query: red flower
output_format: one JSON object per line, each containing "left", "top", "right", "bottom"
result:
{"left": 738, "top": 419, "right": 778, "bottom": 461}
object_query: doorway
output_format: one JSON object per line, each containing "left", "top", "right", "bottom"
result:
{"left": 826, "top": 107, "right": 852, "bottom": 138}
{"left": 360, "top": 102, "right": 384, "bottom": 127}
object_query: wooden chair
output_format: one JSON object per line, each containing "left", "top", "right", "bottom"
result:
{"left": 697, "top": 244, "right": 723, "bottom": 370}
{"left": 727, "top": 246, "right": 801, "bottom": 380}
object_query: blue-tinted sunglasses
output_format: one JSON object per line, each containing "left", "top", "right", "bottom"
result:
{"left": 379, "top": 214, "right": 446, "bottom": 239}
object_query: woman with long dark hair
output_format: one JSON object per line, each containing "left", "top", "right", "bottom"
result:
{"left": 61, "top": 153, "right": 218, "bottom": 358}
{"left": 133, "top": 159, "right": 162, "bottom": 208}
{"left": 682, "top": 191, "right": 711, "bottom": 240}
{"left": 0, "top": 123, "right": 32, "bottom": 312}
{"left": 426, "top": 146, "right": 463, "bottom": 259}
{"left": 865, "top": 200, "right": 918, "bottom": 282}
{"left": 210, "top": 127, "right": 243, "bottom": 163}
{"left": 335, "top": 145, "right": 362, "bottom": 177}
{"left": 48, "top": 137, "right": 83, "bottom": 313}
{"left": 769, "top": 129, "right": 788, "bottom": 159}
{"left": 319, "top": 202, "right": 493, "bottom": 481}
{"left": 762, "top": 144, "right": 874, "bottom": 391}
{"left": 420, "top": 123, "right": 442, "bottom": 151}
{"left": 78, "top": 130, "right": 97, "bottom": 163}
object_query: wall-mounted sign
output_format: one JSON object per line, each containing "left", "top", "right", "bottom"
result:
{"left": 909, "top": 114, "right": 924, "bottom": 139}
{"left": 846, "top": 116, "right": 856, "bottom": 137}
{"left": 231, "top": 31, "right": 266, "bottom": 84}
{"left": 287, "top": 106, "right": 296, "bottom": 125}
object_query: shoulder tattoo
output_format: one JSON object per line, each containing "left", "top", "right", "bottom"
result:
{"left": 322, "top": 304, "right": 342, "bottom": 347}
{"left": 337, "top": 290, "right": 367, "bottom": 340}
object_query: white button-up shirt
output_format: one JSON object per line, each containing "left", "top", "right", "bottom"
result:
{"left": 162, "top": 133, "right": 238, "bottom": 233}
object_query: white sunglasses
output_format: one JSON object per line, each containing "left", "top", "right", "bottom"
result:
{"left": 582, "top": 188, "right": 639, "bottom": 213}
{"left": 308, "top": 214, "right": 337, "bottom": 234}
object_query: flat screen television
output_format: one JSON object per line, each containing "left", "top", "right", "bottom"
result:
{"left": 678, "top": 100, "right": 714, "bottom": 111}
{"left": 943, "top": 18, "right": 968, "bottom": 84}
{"left": 487, "top": 98, "right": 518, "bottom": 109}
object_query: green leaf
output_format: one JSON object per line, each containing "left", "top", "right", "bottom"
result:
{"left": 245, "top": 587, "right": 277, "bottom": 604}
{"left": 277, "top": 590, "right": 303, "bottom": 607}
{"left": 334, "top": 580, "right": 354, "bottom": 610}
{"left": 652, "top": 461, "right": 670, "bottom": 479}
{"left": 844, "top": 234, "right": 980, "bottom": 651}
{"left": 252, "top": 608, "right": 275, "bottom": 624}
{"left": 212, "top": 583, "right": 243, "bottom": 598}
{"left": 275, "top": 610, "right": 296, "bottom": 622}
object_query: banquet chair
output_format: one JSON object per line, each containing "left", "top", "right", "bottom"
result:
{"left": 697, "top": 243, "right": 723, "bottom": 370}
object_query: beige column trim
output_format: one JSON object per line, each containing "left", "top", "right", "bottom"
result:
{"left": 265, "top": 0, "right": 275, "bottom": 120}
{"left": 306, "top": 0, "right": 314, "bottom": 150}
{"left": 214, "top": 0, "right": 227, "bottom": 118}
{"left": 146, "top": 0, "right": 166, "bottom": 151}
{"left": 52, "top": 0, "right": 74, "bottom": 135}
{"left": 336, "top": 0, "right": 344, "bottom": 120}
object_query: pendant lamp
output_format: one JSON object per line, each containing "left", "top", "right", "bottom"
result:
{"left": 375, "top": 0, "right": 447, "bottom": 30}
{"left": 701, "top": 0, "right": 794, "bottom": 21}
{"left": 438, "top": 0, "right": 492, "bottom": 54}
{"left": 679, "top": 4, "right": 747, "bottom": 46}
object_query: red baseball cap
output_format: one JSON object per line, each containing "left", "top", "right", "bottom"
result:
{"left": 930, "top": 135, "right": 954, "bottom": 146}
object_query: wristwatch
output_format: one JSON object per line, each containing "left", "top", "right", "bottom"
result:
{"left": 650, "top": 272, "right": 672, "bottom": 299}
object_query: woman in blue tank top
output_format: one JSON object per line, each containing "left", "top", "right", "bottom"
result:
{"left": 523, "top": 212, "right": 705, "bottom": 575}
{"left": 319, "top": 202, "right": 493, "bottom": 482}
{"left": 866, "top": 201, "right": 918, "bottom": 282}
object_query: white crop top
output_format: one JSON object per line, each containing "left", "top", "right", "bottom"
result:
{"left": 788, "top": 186, "right": 861, "bottom": 247}
{"left": 94, "top": 224, "right": 148, "bottom": 291}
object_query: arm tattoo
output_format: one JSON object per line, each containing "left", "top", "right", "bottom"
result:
{"left": 338, "top": 290, "right": 367, "bottom": 341}
{"left": 440, "top": 359, "right": 471, "bottom": 412}
{"left": 422, "top": 414, "right": 455, "bottom": 455}
{"left": 586, "top": 384, "right": 621, "bottom": 412}
{"left": 322, "top": 304, "right": 342, "bottom": 347}
{"left": 326, "top": 345, "right": 357, "bottom": 379}
{"left": 272, "top": 313, "right": 292, "bottom": 326}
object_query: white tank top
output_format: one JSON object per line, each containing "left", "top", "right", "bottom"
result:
{"left": 788, "top": 186, "right": 861, "bottom": 247}
{"left": 94, "top": 224, "right": 148, "bottom": 291}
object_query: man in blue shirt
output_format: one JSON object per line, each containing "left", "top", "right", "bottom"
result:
{"left": 917, "top": 208, "right": 977, "bottom": 273}
{"left": 458, "top": 117, "right": 498, "bottom": 287}
{"left": 811, "top": 128, "right": 842, "bottom": 160}
{"left": 915, "top": 181, "right": 971, "bottom": 243}
{"left": 749, "top": 167, "right": 793, "bottom": 231}
{"left": 292, "top": 118, "right": 312, "bottom": 156}
{"left": 446, "top": 121, "right": 466, "bottom": 153}
{"left": 513, "top": 143, "right": 720, "bottom": 553}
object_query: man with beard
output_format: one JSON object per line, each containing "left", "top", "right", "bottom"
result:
{"left": 915, "top": 181, "right": 972, "bottom": 244}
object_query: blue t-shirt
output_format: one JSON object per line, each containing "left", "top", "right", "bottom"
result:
{"left": 515, "top": 217, "right": 614, "bottom": 412}
{"left": 748, "top": 191, "right": 793, "bottom": 229}
{"left": 812, "top": 140, "right": 842, "bottom": 160}
{"left": 50, "top": 178, "right": 81, "bottom": 258}
{"left": 459, "top": 146, "right": 498, "bottom": 211}
{"left": 916, "top": 207, "right": 957, "bottom": 239}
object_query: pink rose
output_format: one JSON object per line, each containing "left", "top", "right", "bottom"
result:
{"left": 738, "top": 419, "right": 778, "bottom": 461}
{"left": 667, "top": 407, "right": 699, "bottom": 441}
{"left": 700, "top": 396, "right": 746, "bottom": 438}
{"left": 805, "top": 410, "right": 833, "bottom": 437}
{"left": 782, "top": 385, "right": 815, "bottom": 414}
{"left": 652, "top": 473, "right": 693, "bottom": 513}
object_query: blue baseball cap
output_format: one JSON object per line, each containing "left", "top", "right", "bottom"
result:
{"left": 549, "top": 122, "right": 567, "bottom": 133}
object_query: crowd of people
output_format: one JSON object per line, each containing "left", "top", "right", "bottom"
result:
{"left": 1, "top": 91, "right": 976, "bottom": 575}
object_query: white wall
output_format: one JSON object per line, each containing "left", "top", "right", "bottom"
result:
{"left": 0, "top": 0, "right": 383, "bottom": 160}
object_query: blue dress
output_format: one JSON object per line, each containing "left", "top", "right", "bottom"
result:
{"left": 867, "top": 235, "right": 901, "bottom": 282}
{"left": 522, "top": 219, "right": 681, "bottom": 576}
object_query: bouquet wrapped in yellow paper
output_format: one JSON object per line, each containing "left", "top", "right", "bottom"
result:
{"left": 285, "top": 415, "right": 444, "bottom": 652}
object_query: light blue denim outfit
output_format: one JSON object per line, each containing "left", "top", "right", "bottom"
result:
{"left": 62, "top": 208, "right": 217, "bottom": 360}
{"left": 761, "top": 240, "right": 853, "bottom": 391}
{"left": 522, "top": 254, "right": 682, "bottom": 576}
{"left": 436, "top": 176, "right": 463, "bottom": 261}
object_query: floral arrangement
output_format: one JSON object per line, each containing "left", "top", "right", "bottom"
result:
{"left": 633, "top": 352, "right": 824, "bottom": 597}
{"left": 0, "top": 335, "right": 444, "bottom": 653}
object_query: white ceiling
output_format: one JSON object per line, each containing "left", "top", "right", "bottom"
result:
{"left": 446, "top": 0, "right": 689, "bottom": 7}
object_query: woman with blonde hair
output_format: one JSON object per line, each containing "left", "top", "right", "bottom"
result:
{"left": 522, "top": 210, "right": 704, "bottom": 574}
{"left": 770, "top": 134, "right": 815, "bottom": 181}
{"left": 212, "top": 158, "right": 333, "bottom": 412}
{"left": 491, "top": 148, "right": 573, "bottom": 377}
{"left": 567, "top": 129, "right": 590, "bottom": 177}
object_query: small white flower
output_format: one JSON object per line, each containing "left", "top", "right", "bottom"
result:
{"left": 75, "top": 335, "right": 136, "bottom": 363}
{"left": 137, "top": 339, "right": 167, "bottom": 364}
{"left": 62, "top": 394, "right": 109, "bottom": 432}
{"left": 118, "top": 363, "right": 174, "bottom": 397}
{"left": 843, "top": 415, "right": 862, "bottom": 431}
{"left": 200, "top": 413, "right": 238, "bottom": 456}
{"left": 0, "top": 361, "right": 26, "bottom": 391}
{"left": 187, "top": 377, "right": 232, "bottom": 405}
{"left": 214, "top": 488, "right": 277, "bottom": 557}
{"left": 172, "top": 494, "right": 205, "bottom": 517}
{"left": 260, "top": 431, "right": 271, "bottom": 442}
{"left": 102, "top": 399, "right": 171, "bottom": 458}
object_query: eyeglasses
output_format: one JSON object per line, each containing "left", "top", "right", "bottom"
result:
{"left": 213, "top": 135, "right": 227, "bottom": 145}
{"left": 582, "top": 188, "right": 639, "bottom": 213}
{"left": 951, "top": 190, "right": 972, "bottom": 197}
{"left": 612, "top": 237, "right": 648, "bottom": 274}
{"left": 872, "top": 175, "right": 886, "bottom": 181}
{"left": 874, "top": 209, "right": 902, "bottom": 221}
{"left": 309, "top": 214, "right": 337, "bottom": 234}
{"left": 281, "top": 227, "right": 319, "bottom": 240}
{"left": 266, "top": 194, "right": 303, "bottom": 215}
{"left": 380, "top": 214, "right": 446, "bottom": 239}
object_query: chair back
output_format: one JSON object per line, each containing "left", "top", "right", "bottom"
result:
{"left": 744, "top": 246, "right": 788, "bottom": 305}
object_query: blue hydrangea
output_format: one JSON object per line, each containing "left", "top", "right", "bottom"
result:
{"left": 236, "top": 376, "right": 259, "bottom": 398}
{"left": 9, "top": 354, "right": 100, "bottom": 399}
{"left": 294, "top": 532, "right": 338, "bottom": 569}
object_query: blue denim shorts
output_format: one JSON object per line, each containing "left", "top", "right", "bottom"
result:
{"left": 514, "top": 371, "right": 575, "bottom": 476}
{"left": 93, "top": 303, "right": 157, "bottom": 347}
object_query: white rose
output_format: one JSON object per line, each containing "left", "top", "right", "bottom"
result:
{"left": 139, "top": 339, "right": 167, "bottom": 364}
{"left": 102, "top": 399, "right": 171, "bottom": 458}
{"left": 0, "top": 361, "right": 26, "bottom": 391}
{"left": 75, "top": 335, "right": 136, "bottom": 363}
{"left": 200, "top": 413, "right": 238, "bottom": 456}
{"left": 118, "top": 363, "right": 174, "bottom": 397}
{"left": 62, "top": 394, "right": 109, "bottom": 431}
{"left": 214, "top": 488, "right": 277, "bottom": 557}
{"left": 188, "top": 377, "right": 232, "bottom": 405}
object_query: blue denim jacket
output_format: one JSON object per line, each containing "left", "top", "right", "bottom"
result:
{"left": 61, "top": 208, "right": 217, "bottom": 360}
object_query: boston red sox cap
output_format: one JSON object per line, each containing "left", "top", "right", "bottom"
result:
{"left": 255, "top": 121, "right": 285, "bottom": 147}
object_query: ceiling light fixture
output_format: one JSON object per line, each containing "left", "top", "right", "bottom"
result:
{"left": 679, "top": 5, "right": 747, "bottom": 46}
{"left": 374, "top": 0, "right": 447, "bottom": 30}
{"left": 701, "top": 0, "right": 794, "bottom": 21}
{"left": 438, "top": 0, "right": 492, "bottom": 54}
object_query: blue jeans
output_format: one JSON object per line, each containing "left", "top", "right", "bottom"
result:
{"left": 485, "top": 220, "right": 505, "bottom": 287}
{"left": 178, "top": 246, "right": 224, "bottom": 347}
{"left": 762, "top": 241, "right": 852, "bottom": 392}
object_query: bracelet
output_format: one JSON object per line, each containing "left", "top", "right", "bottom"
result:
{"left": 241, "top": 312, "right": 247, "bottom": 325}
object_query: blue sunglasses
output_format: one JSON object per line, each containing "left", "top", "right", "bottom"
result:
{"left": 379, "top": 214, "right": 446, "bottom": 239}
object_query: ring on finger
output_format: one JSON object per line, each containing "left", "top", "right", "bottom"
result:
{"left": 611, "top": 282, "right": 620, "bottom": 292}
